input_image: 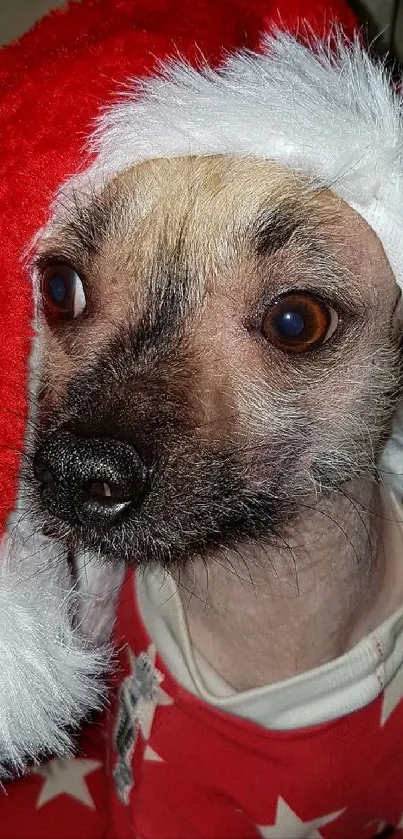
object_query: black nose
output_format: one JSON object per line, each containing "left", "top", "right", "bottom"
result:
{"left": 33, "top": 432, "right": 148, "bottom": 527}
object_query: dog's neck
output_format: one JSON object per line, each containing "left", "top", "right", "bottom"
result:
{"left": 178, "top": 481, "right": 403, "bottom": 690}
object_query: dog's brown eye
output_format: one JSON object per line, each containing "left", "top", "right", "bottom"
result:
{"left": 262, "top": 292, "right": 337, "bottom": 353}
{"left": 41, "top": 265, "right": 86, "bottom": 321}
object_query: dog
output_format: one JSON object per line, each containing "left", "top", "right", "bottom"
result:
{"left": 22, "top": 30, "right": 403, "bottom": 839}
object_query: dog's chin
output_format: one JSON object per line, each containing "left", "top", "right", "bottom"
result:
{"left": 30, "top": 418, "right": 380, "bottom": 567}
{"left": 30, "top": 448, "right": 379, "bottom": 567}
{"left": 35, "top": 489, "right": 293, "bottom": 567}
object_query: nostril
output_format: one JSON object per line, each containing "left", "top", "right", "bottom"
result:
{"left": 85, "top": 480, "right": 131, "bottom": 506}
{"left": 88, "top": 481, "right": 113, "bottom": 501}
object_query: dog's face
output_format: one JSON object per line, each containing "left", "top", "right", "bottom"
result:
{"left": 30, "top": 155, "right": 403, "bottom": 566}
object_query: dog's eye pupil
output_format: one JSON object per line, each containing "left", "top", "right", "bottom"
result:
{"left": 262, "top": 292, "right": 337, "bottom": 353}
{"left": 276, "top": 310, "right": 305, "bottom": 337}
{"left": 48, "top": 274, "right": 68, "bottom": 305}
{"left": 41, "top": 264, "right": 86, "bottom": 322}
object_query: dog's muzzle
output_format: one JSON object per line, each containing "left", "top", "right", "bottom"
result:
{"left": 33, "top": 431, "right": 148, "bottom": 527}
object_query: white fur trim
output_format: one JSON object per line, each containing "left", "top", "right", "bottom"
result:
{"left": 0, "top": 511, "right": 110, "bottom": 776}
{"left": 82, "top": 32, "right": 403, "bottom": 282}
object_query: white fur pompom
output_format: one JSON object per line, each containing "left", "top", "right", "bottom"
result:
{"left": 0, "top": 513, "right": 110, "bottom": 776}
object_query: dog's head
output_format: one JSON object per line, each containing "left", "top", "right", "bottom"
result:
{"left": 29, "top": 154, "right": 403, "bottom": 566}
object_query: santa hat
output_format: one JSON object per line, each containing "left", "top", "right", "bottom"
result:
{"left": 4, "top": 0, "right": 401, "bottom": 774}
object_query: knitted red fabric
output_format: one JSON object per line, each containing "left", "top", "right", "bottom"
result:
{"left": 0, "top": 0, "right": 357, "bottom": 532}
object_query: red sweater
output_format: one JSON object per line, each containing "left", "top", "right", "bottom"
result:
{"left": 3, "top": 568, "right": 403, "bottom": 838}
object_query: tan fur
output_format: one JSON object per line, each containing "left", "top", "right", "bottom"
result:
{"left": 37, "top": 155, "right": 399, "bottom": 448}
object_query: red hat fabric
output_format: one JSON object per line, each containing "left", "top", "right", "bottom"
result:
{"left": 0, "top": 0, "right": 357, "bottom": 536}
